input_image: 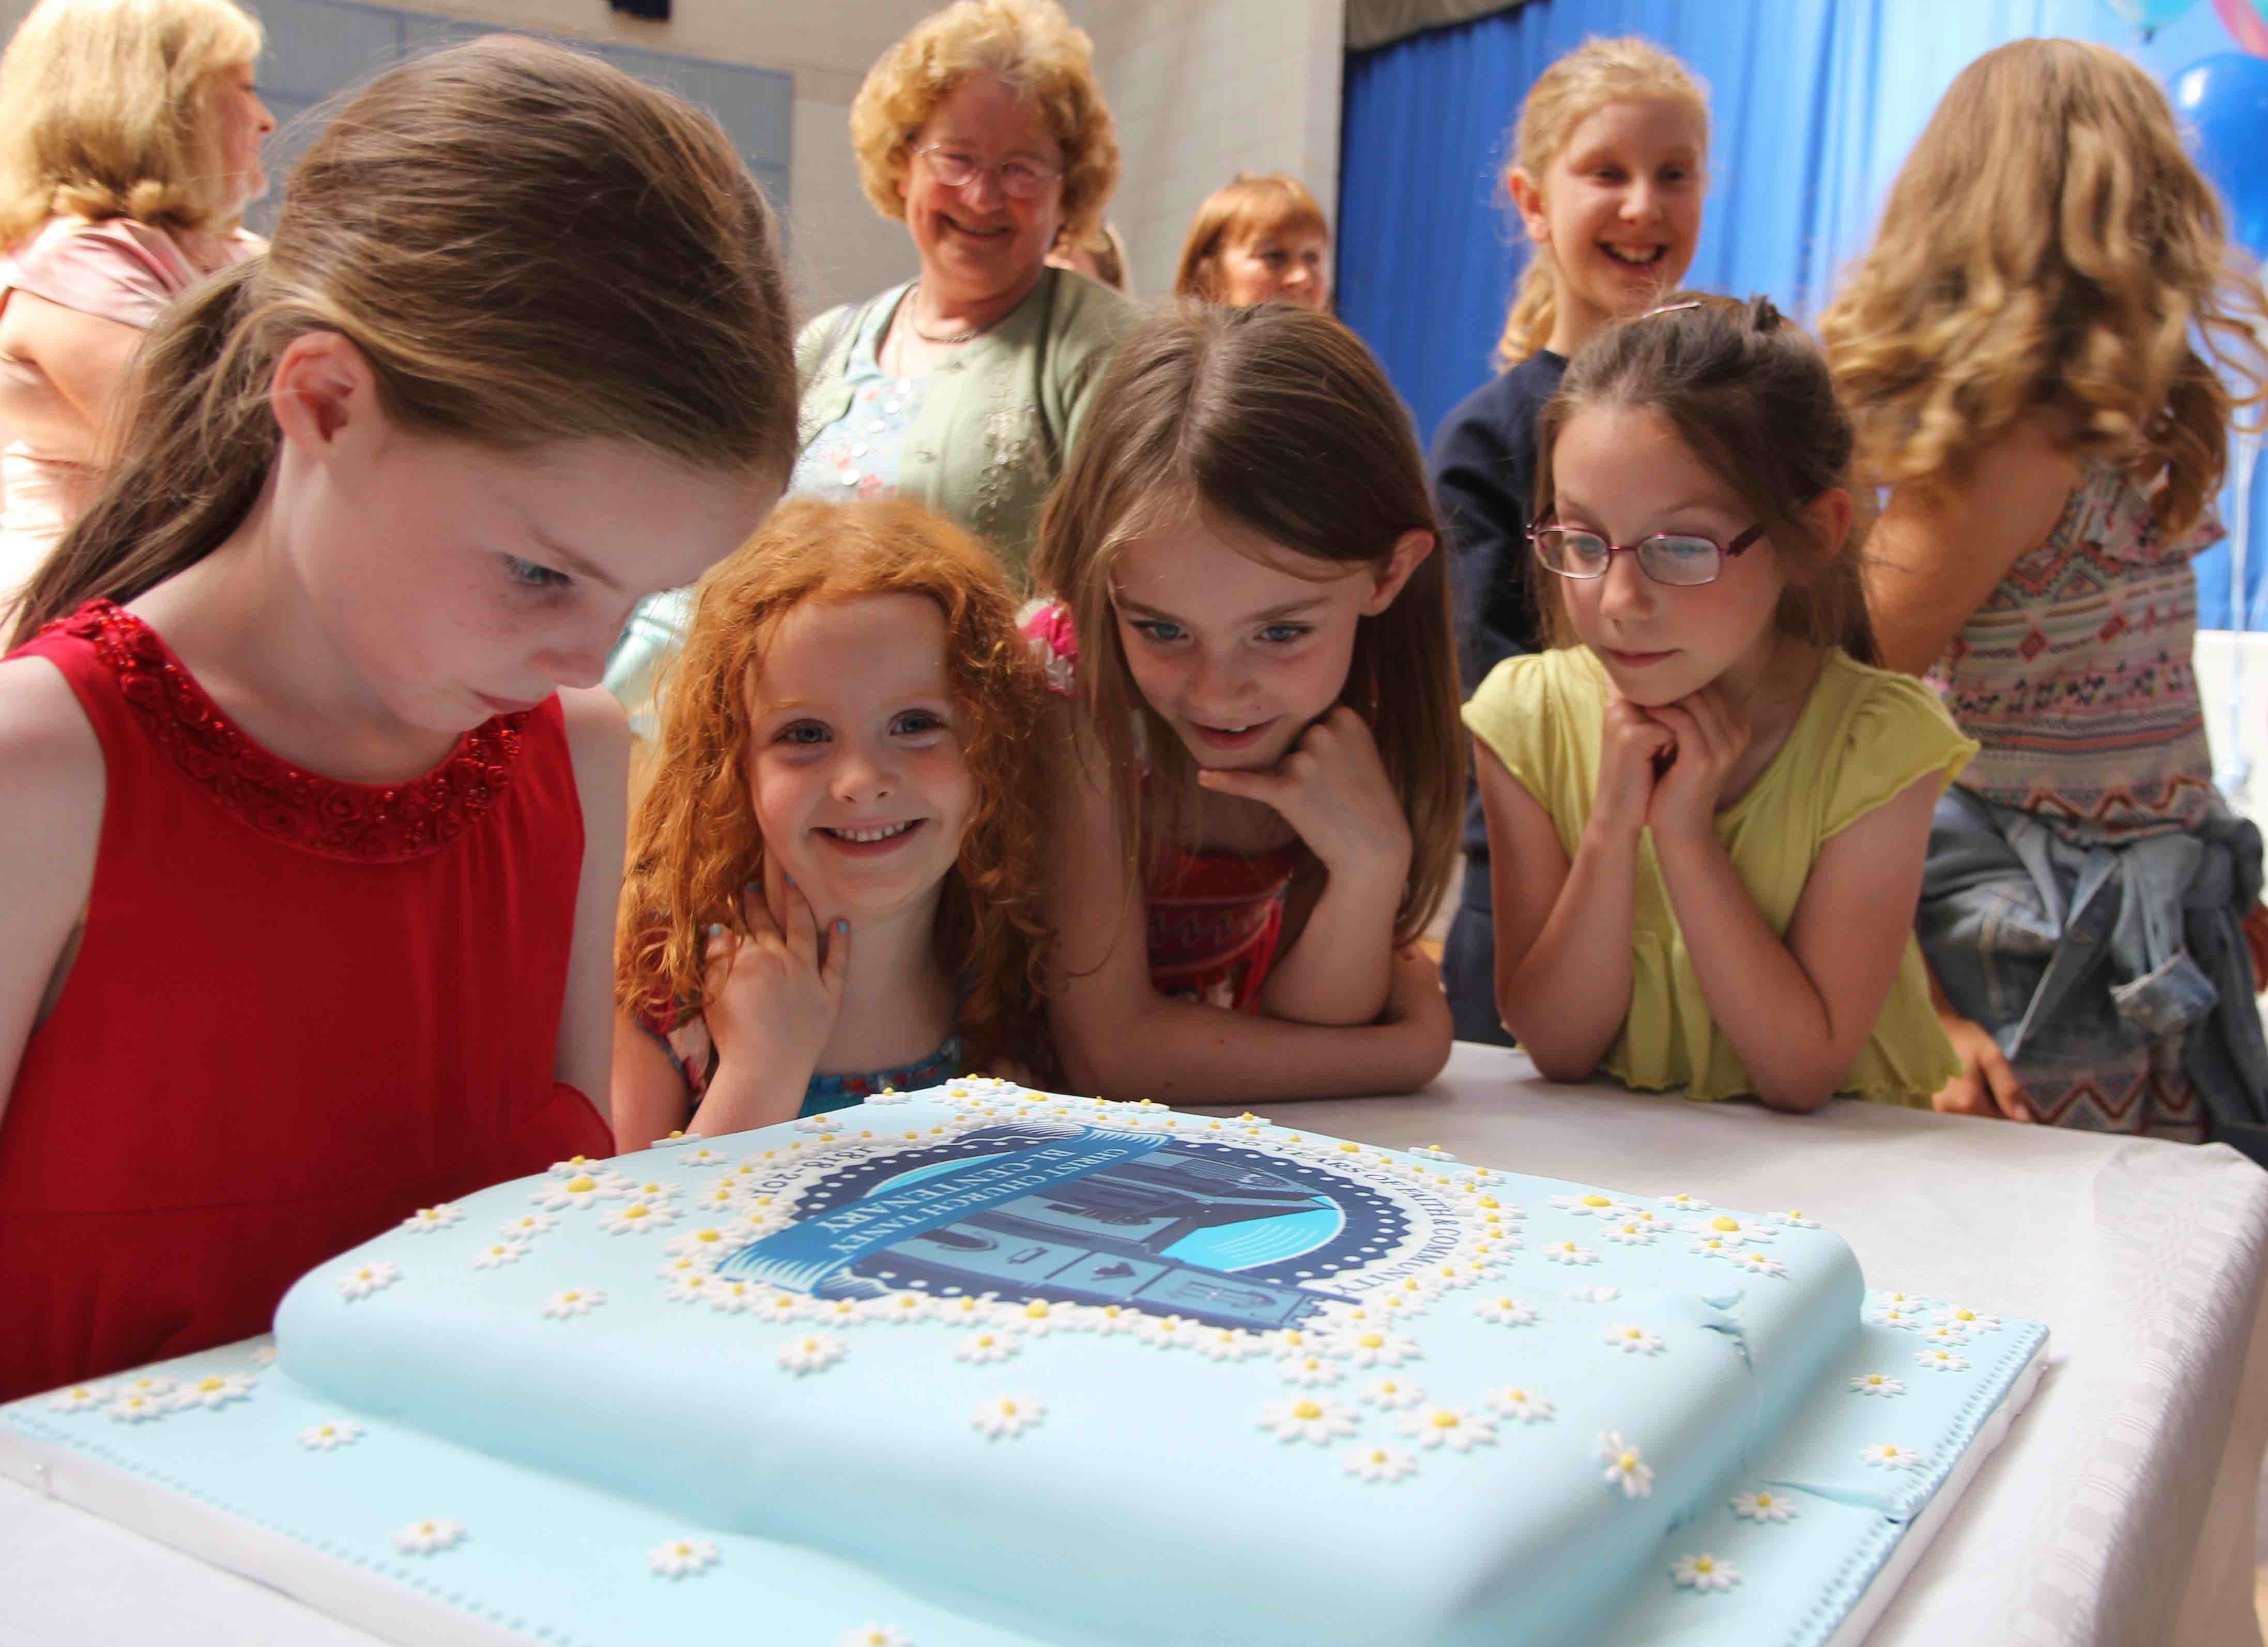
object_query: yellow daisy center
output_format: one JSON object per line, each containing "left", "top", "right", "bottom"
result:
{"left": 1431, "top": 1410, "right": 1460, "bottom": 1429}
{"left": 565, "top": 1175, "right": 596, "bottom": 1194}
{"left": 1582, "top": 1194, "right": 1612, "bottom": 1207}
{"left": 1358, "top": 1332, "right": 1385, "bottom": 1349}
{"left": 1693, "top": 1557, "right": 1715, "bottom": 1573}
{"left": 1618, "top": 1451, "right": 1637, "bottom": 1470}
{"left": 1292, "top": 1399, "right": 1323, "bottom": 1421}
{"left": 1711, "top": 1215, "right": 1740, "bottom": 1232}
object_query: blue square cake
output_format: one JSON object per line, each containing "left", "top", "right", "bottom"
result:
{"left": 0, "top": 1082, "right": 2047, "bottom": 1646}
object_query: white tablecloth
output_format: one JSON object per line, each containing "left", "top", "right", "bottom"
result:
{"left": 6, "top": 1041, "right": 2267, "bottom": 1647}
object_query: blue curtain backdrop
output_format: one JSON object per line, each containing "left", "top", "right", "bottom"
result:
{"left": 1339, "top": 0, "right": 2268, "bottom": 628}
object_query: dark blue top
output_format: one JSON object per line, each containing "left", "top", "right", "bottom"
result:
{"left": 1428, "top": 348, "right": 1567, "bottom": 857}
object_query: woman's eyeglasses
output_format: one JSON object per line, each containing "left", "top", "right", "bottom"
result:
{"left": 1530, "top": 524, "right": 1765, "bottom": 588}
{"left": 913, "top": 144, "right": 1061, "bottom": 199}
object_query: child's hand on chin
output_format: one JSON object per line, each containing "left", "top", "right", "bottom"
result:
{"left": 1196, "top": 705, "right": 1412, "bottom": 881}
{"left": 702, "top": 857, "right": 849, "bottom": 1082}
{"left": 1597, "top": 687, "right": 1675, "bottom": 833}
{"left": 1642, "top": 685, "right": 1750, "bottom": 839}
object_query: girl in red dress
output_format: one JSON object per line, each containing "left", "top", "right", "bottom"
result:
{"left": 1024, "top": 304, "right": 1465, "bottom": 1102}
{"left": 0, "top": 38, "right": 798, "bottom": 1401}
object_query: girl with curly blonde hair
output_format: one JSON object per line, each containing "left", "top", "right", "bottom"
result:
{"left": 615, "top": 498, "right": 1054, "bottom": 1146}
{"left": 1823, "top": 39, "right": 2268, "bottom": 1143}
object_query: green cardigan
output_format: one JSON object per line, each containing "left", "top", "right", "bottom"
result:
{"left": 794, "top": 266, "right": 1139, "bottom": 588}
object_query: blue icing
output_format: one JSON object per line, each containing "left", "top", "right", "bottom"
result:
{"left": 2, "top": 1087, "right": 2047, "bottom": 1647}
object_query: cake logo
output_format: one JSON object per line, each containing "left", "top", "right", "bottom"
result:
{"left": 718, "top": 1123, "right": 1439, "bottom": 1332}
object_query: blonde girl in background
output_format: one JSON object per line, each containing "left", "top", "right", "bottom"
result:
{"left": 614, "top": 498, "right": 1053, "bottom": 1147}
{"left": 0, "top": 0, "right": 274, "bottom": 612}
{"left": 1470, "top": 295, "right": 1973, "bottom": 1113}
{"left": 0, "top": 38, "right": 796, "bottom": 1401}
{"left": 1174, "top": 172, "right": 1333, "bottom": 311}
{"left": 1824, "top": 39, "right": 2268, "bottom": 1143}
{"left": 1027, "top": 303, "right": 1463, "bottom": 1101}
{"left": 1428, "top": 37, "right": 1709, "bottom": 1048}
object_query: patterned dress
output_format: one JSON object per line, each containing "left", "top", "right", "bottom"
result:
{"left": 1919, "top": 463, "right": 2268, "bottom": 1140}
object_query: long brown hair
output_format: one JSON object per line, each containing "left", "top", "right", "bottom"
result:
{"left": 619, "top": 497, "right": 1055, "bottom": 1076}
{"left": 1533, "top": 293, "right": 1878, "bottom": 664}
{"left": 1497, "top": 37, "right": 1708, "bottom": 368}
{"left": 10, "top": 36, "right": 798, "bottom": 648}
{"left": 1821, "top": 38, "right": 2268, "bottom": 529}
{"left": 1031, "top": 303, "right": 1464, "bottom": 948}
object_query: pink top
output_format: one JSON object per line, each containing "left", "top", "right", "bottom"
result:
{"left": 1927, "top": 461, "right": 2221, "bottom": 842}
{"left": 0, "top": 217, "right": 260, "bottom": 596}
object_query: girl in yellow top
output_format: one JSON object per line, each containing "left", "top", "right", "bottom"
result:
{"left": 1465, "top": 294, "right": 1973, "bottom": 1111}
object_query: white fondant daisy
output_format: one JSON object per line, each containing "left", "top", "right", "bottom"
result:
{"left": 970, "top": 1393, "right": 1046, "bottom": 1439}
{"left": 710, "top": 1280, "right": 765, "bottom": 1314}
{"left": 1257, "top": 1396, "right": 1358, "bottom": 1444}
{"left": 1849, "top": 1373, "right": 1906, "bottom": 1396}
{"left": 863, "top": 1293, "right": 933, "bottom": 1326}
{"left": 599, "top": 1200, "right": 680, "bottom": 1236}
{"left": 931, "top": 1294, "right": 998, "bottom": 1324}
{"left": 1135, "top": 1313, "right": 1199, "bottom": 1349}
{"left": 105, "top": 1391, "right": 169, "bottom": 1423}
{"left": 1359, "top": 1376, "right": 1427, "bottom": 1410}
{"left": 813, "top": 1297, "right": 865, "bottom": 1326}
{"left": 540, "top": 1287, "right": 605, "bottom": 1319}
{"left": 1861, "top": 1442, "right": 1922, "bottom": 1470}
{"left": 1341, "top": 1444, "right": 1419, "bottom": 1483}
{"left": 1671, "top": 1553, "right": 1740, "bottom": 1591}
{"left": 1867, "top": 1306, "right": 1924, "bottom": 1330}
{"left": 1604, "top": 1221, "right": 1658, "bottom": 1245}
{"left": 1599, "top": 1433, "right": 1654, "bottom": 1497}
{"left": 1419, "top": 1260, "right": 1481, "bottom": 1290}
{"left": 116, "top": 1376, "right": 174, "bottom": 1398}
{"left": 470, "top": 1240, "right": 530, "bottom": 1271}
{"left": 1400, "top": 1406, "right": 1497, "bottom": 1452}
{"left": 170, "top": 1372, "right": 257, "bottom": 1410}
{"left": 249, "top": 1343, "right": 279, "bottom": 1366}
{"left": 1542, "top": 1240, "right": 1598, "bottom": 1266}
{"left": 1730, "top": 1489, "right": 1797, "bottom": 1522}
{"left": 1702, "top": 1214, "right": 1776, "bottom": 1244}
{"left": 297, "top": 1420, "right": 364, "bottom": 1451}
{"left": 1083, "top": 1302, "right": 1142, "bottom": 1335}
{"left": 1915, "top": 1348, "right": 1970, "bottom": 1373}
{"left": 1730, "top": 1252, "right": 1787, "bottom": 1278}
{"left": 837, "top": 1626, "right": 912, "bottom": 1647}
{"left": 648, "top": 1536, "right": 719, "bottom": 1578}
{"left": 391, "top": 1519, "right": 464, "bottom": 1555}
{"left": 777, "top": 1333, "right": 847, "bottom": 1376}
{"left": 529, "top": 1172, "right": 616, "bottom": 1212}
{"left": 678, "top": 1147, "right": 731, "bottom": 1165}
{"left": 793, "top": 1114, "right": 844, "bottom": 1133}
{"left": 1870, "top": 1289, "right": 1932, "bottom": 1310}
{"left": 1196, "top": 1327, "right": 1262, "bottom": 1361}
{"left": 1565, "top": 1285, "right": 1622, "bottom": 1304}
{"left": 1935, "top": 1305, "right": 2002, "bottom": 1333}
{"left": 664, "top": 1227, "right": 741, "bottom": 1261}
{"left": 1605, "top": 1325, "right": 1666, "bottom": 1355}
{"left": 1775, "top": 1210, "right": 1820, "bottom": 1228}
{"left": 499, "top": 1213, "right": 558, "bottom": 1240}
{"left": 1688, "top": 1236, "right": 1735, "bottom": 1258}
{"left": 617, "top": 1178, "right": 684, "bottom": 1204}
{"left": 1278, "top": 1353, "right": 1343, "bottom": 1388}
{"left": 1486, "top": 1385, "right": 1555, "bottom": 1423}
{"left": 954, "top": 1330, "right": 1020, "bottom": 1366}
{"left": 399, "top": 1203, "right": 463, "bottom": 1234}
{"left": 1474, "top": 1295, "right": 1539, "bottom": 1327}
{"left": 754, "top": 1291, "right": 813, "bottom": 1325}
{"left": 45, "top": 1383, "right": 110, "bottom": 1414}
{"left": 1411, "top": 1143, "right": 1457, "bottom": 1160}
{"left": 337, "top": 1261, "right": 401, "bottom": 1301}
{"left": 1335, "top": 1329, "right": 1422, "bottom": 1368}
{"left": 663, "top": 1273, "right": 719, "bottom": 1306}
{"left": 547, "top": 1153, "right": 611, "bottom": 1178}
{"left": 1918, "top": 1323, "right": 1970, "bottom": 1346}
{"left": 1548, "top": 1193, "right": 1624, "bottom": 1217}
{"left": 1657, "top": 1192, "right": 1710, "bottom": 1210}
{"left": 863, "top": 1091, "right": 913, "bottom": 1105}
{"left": 1006, "top": 1298, "right": 1067, "bottom": 1335}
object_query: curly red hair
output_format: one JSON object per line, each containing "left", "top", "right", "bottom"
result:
{"left": 617, "top": 496, "right": 1055, "bottom": 1076}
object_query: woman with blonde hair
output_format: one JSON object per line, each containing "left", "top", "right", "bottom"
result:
{"left": 1174, "top": 172, "right": 1331, "bottom": 310}
{"left": 1825, "top": 39, "right": 2268, "bottom": 1143}
{"left": 0, "top": 0, "right": 272, "bottom": 610}
{"left": 1426, "top": 36, "right": 1708, "bottom": 1046}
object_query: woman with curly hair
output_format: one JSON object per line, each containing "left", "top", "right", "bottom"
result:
{"left": 0, "top": 0, "right": 272, "bottom": 610}
{"left": 1822, "top": 39, "right": 2268, "bottom": 1143}
{"left": 602, "top": 0, "right": 1135, "bottom": 734}
{"left": 613, "top": 497, "right": 1054, "bottom": 1147}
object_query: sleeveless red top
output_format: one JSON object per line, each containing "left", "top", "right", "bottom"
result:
{"left": 0, "top": 602, "right": 612, "bottom": 1400}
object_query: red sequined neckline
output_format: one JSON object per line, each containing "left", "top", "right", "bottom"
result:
{"left": 50, "top": 599, "right": 534, "bottom": 864}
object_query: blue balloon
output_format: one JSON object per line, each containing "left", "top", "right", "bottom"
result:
{"left": 2172, "top": 54, "right": 2268, "bottom": 258}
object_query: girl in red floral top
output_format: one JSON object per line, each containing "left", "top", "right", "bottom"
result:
{"left": 1026, "top": 304, "right": 1464, "bottom": 1103}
